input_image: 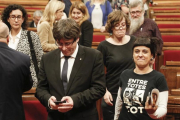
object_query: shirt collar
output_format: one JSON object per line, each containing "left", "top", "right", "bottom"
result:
{"left": 9, "top": 28, "right": 22, "bottom": 39}
{"left": 34, "top": 22, "right": 37, "bottom": 27}
{"left": 61, "top": 44, "right": 79, "bottom": 58}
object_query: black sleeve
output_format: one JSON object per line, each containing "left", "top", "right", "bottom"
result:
{"left": 23, "top": 56, "right": 33, "bottom": 92}
{"left": 97, "top": 42, "right": 106, "bottom": 65}
{"left": 80, "top": 21, "right": 93, "bottom": 47}
{"left": 156, "top": 75, "right": 168, "bottom": 92}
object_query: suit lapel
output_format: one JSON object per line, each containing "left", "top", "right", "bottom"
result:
{"left": 53, "top": 50, "right": 66, "bottom": 95}
{"left": 66, "top": 46, "right": 85, "bottom": 94}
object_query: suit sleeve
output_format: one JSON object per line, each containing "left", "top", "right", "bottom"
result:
{"left": 81, "top": 21, "right": 93, "bottom": 47}
{"left": 23, "top": 56, "right": 33, "bottom": 92}
{"left": 35, "top": 55, "right": 51, "bottom": 108}
{"left": 71, "top": 51, "right": 106, "bottom": 108}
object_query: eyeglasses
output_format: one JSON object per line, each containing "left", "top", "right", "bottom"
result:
{"left": 114, "top": 23, "right": 126, "bottom": 30}
{"left": 130, "top": 10, "right": 142, "bottom": 15}
{"left": 9, "top": 15, "right": 22, "bottom": 21}
{"left": 55, "top": 41, "right": 74, "bottom": 47}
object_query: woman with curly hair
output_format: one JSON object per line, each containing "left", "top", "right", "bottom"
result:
{"left": 97, "top": 10, "right": 136, "bottom": 120}
{"left": 1, "top": 4, "right": 43, "bottom": 87}
{"left": 37, "top": 0, "right": 65, "bottom": 52}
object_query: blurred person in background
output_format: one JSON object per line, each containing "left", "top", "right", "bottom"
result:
{"left": 86, "top": 0, "right": 112, "bottom": 32}
{"left": 69, "top": 1, "right": 93, "bottom": 47}
{"left": 1, "top": 4, "right": 43, "bottom": 87}
{"left": 128, "top": 0, "right": 162, "bottom": 55}
{"left": 29, "top": 10, "right": 43, "bottom": 28}
{"left": 38, "top": 0, "right": 65, "bottom": 52}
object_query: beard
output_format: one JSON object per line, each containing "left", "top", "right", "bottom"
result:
{"left": 129, "top": 15, "right": 144, "bottom": 35}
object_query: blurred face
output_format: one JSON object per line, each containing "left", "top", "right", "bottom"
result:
{"left": 133, "top": 46, "right": 153, "bottom": 68}
{"left": 8, "top": 9, "right": 24, "bottom": 30}
{"left": 112, "top": 17, "right": 126, "bottom": 38}
{"left": 130, "top": 5, "right": 144, "bottom": 19}
{"left": 55, "top": 9, "right": 63, "bottom": 21}
{"left": 57, "top": 38, "right": 79, "bottom": 56}
{"left": 71, "top": 8, "right": 84, "bottom": 23}
{"left": 33, "top": 16, "right": 41, "bottom": 26}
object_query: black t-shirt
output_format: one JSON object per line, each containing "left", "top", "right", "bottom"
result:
{"left": 119, "top": 69, "right": 168, "bottom": 120}
{"left": 97, "top": 35, "right": 136, "bottom": 94}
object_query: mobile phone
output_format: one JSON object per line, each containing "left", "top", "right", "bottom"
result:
{"left": 54, "top": 101, "right": 66, "bottom": 105}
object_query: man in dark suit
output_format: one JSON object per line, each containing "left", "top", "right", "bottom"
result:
{"left": 35, "top": 18, "right": 106, "bottom": 120}
{"left": 0, "top": 21, "right": 33, "bottom": 120}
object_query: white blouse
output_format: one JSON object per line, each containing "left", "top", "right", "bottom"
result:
{"left": 8, "top": 29, "right": 22, "bottom": 50}
{"left": 91, "top": 3, "right": 103, "bottom": 29}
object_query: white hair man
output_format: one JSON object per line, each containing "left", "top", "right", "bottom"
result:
{"left": 29, "top": 10, "right": 43, "bottom": 27}
{"left": 128, "top": 0, "right": 162, "bottom": 55}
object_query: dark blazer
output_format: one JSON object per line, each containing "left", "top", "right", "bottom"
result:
{"left": 29, "top": 21, "right": 36, "bottom": 27}
{"left": 0, "top": 42, "right": 33, "bottom": 120}
{"left": 79, "top": 20, "right": 93, "bottom": 47}
{"left": 63, "top": 0, "right": 72, "bottom": 17}
{"left": 35, "top": 45, "right": 106, "bottom": 120}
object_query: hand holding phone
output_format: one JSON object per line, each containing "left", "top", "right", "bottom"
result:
{"left": 54, "top": 100, "right": 66, "bottom": 105}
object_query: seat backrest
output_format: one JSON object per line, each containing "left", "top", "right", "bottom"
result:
{"left": 23, "top": 100, "right": 48, "bottom": 120}
{"left": 163, "top": 50, "right": 180, "bottom": 65}
{"left": 162, "top": 35, "right": 180, "bottom": 42}
{"left": 93, "top": 35, "right": 106, "bottom": 42}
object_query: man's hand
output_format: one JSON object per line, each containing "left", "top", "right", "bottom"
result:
{"left": 49, "top": 96, "right": 58, "bottom": 110}
{"left": 145, "top": 96, "right": 157, "bottom": 114}
{"left": 104, "top": 90, "right": 113, "bottom": 106}
{"left": 57, "top": 96, "right": 74, "bottom": 113}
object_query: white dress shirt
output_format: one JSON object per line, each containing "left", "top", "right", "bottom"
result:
{"left": 60, "top": 44, "right": 79, "bottom": 82}
{"left": 8, "top": 28, "right": 22, "bottom": 50}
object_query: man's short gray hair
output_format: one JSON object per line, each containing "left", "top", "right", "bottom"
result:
{"left": 33, "top": 10, "right": 43, "bottom": 17}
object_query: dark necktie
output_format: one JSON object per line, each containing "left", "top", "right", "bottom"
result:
{"left": 62, "top": 56, "right": 70, "bottom": 92}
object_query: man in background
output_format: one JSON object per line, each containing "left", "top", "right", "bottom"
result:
{"left": 128, "top": 0, "right": 162, "bottom": 55}
{"left": 0, "top": 21, "right": 33, "bottom": 120}
{"left": 29, "top": 10, "right": 43, "bottom": 27}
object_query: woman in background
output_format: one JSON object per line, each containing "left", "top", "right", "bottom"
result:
{"left": 69, "top": 1, "right": 93, "bottom": 47}
{"left": 97, "top": 10, "right": 136, "bottom": 120}
{"left": 1, "top": 4, "right": 43, "bottom": 87}
{"left": 37, "top": 0, "right": 65, "bottom": 52}
{"left": 86, "top": 0, "right": 112, "bottom": 32}
{"left": 114, "top": 37, "right": 168, "bottom": 120}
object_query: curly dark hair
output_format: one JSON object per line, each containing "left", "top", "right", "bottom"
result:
{"left": 106, "top": 10, "right": 130, "bottom": 33}
{"left": 1, "top": 4, "right": 28, "bottom": 30}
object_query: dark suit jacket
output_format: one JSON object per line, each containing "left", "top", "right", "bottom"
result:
{"left": 79, "top": 20, "right": 93, "bottom": 47}
{"left": 29, "top": 21, "right": 36, "bottom": 27}
{"left": 35, "top": 45, "right": 106, "bottom": 120}
{"left": 0, "top": 42, "right": 33, "bottom": 120}
{"left": 63, "top": 0, "right": 72, "bottom": 17}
